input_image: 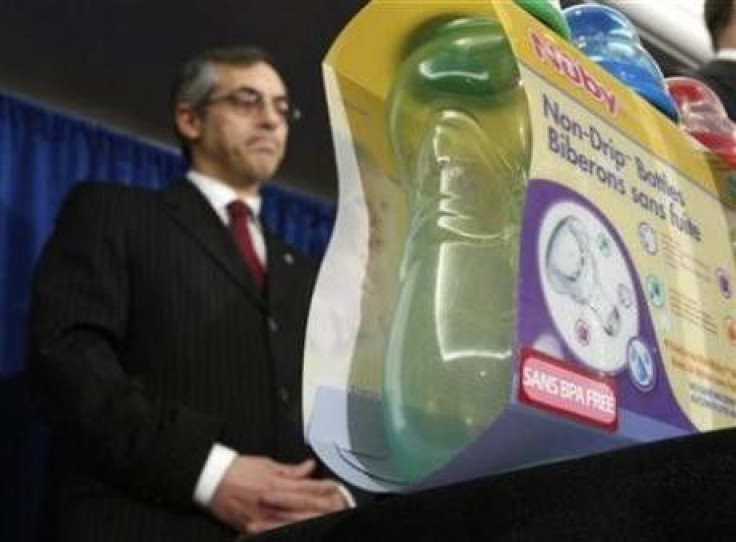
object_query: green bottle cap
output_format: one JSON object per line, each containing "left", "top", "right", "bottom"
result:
{"left": 513, "top": 0, "right": 572, "bottom": 40}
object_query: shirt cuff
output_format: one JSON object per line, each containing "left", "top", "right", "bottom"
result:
{"left": 193, "top": 443, "right": 238, "bottom": 506}
{"left": 336, "top": 483, "right": 357, "bottom": 508}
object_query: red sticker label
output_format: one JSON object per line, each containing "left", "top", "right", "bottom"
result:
{"left": 519, "top": 348, "right": 617, "bottom": 431}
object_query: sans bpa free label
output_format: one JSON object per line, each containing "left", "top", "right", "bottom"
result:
{"left": 519, "top": 347, "right": 618, "bottom": 430}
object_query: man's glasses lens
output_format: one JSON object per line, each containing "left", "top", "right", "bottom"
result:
{"left": 204, "top": 87, "right": 301, "bottom": 123}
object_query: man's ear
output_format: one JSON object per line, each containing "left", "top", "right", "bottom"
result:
{"left": 175, "top": 104, "right": 202, "bottom": 142}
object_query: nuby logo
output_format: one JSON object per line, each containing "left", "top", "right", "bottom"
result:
{"left": 529, "top": 30, "right": 619, "bottom": 116}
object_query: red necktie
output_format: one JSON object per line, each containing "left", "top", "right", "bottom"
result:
{"left": 226, "top": 200, "right": 265, "bottom": 288}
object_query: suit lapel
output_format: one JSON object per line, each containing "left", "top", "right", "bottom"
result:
{"left": 264, "top": 228, "right": 299, "bottom": 308}
{"left": 162, "top": 180, "right": 266, "bottom": 309}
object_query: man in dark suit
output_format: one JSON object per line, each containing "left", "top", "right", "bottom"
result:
{"left": 27, "top": 46, "right": 351, "bottom": 541}
{"left": 696, "top": 0, "right": 736, "bottom": 120}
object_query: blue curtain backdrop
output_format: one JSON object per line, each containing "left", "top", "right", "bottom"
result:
{"left": 0, "top": 91, "right": 336, "bottom": 541}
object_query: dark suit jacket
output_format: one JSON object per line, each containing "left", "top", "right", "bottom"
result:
{"left": 27, "top": 179, "right": 321, "bottom": 541}
{"left": 695, "top": 59, "right": 736, "bottom": 121}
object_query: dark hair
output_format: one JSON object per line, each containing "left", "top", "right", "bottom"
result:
{"left": 171, "top": 46, "right": 280, "bottom": 158}
{"left": 705, "top": 0, "right": 734, "bottom": 51}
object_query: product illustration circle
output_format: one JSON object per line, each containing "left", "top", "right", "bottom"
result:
{"left": 645, "top": 274, "right": 666, "bottom": 308}
{"left": 638, "top": 222, "right": 658, "bottom": 255}
{"left": 627, "top": 337, "right": 656, "bottom": 391}
{"left": 539, "top": 201, "right": 639, "bottom": 374}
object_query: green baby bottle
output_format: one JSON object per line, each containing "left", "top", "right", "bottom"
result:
{"left": 383, "top": 15, "right": 532, "bottom": 481}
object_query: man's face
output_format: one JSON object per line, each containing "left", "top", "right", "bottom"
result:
{"left": 180, "top": 62, "right": 290, "bottom": 192}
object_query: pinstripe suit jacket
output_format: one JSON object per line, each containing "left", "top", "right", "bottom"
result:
{"left": 27, "top": 179, "right": 320, "bottom": 541}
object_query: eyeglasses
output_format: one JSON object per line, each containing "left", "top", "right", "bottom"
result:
{"left": 202, "top": 86, "right": 302, "bottom": 123}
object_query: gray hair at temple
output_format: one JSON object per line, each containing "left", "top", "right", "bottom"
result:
{"left": 171, "top": 45, "right": 280, "bottom": 158}
{"left": 704, "top": 0, "right": 735, "bottom": 51}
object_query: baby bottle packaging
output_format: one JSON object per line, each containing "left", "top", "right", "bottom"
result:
{"left": 302, "top": 0, "right": 736, "bottom": 492}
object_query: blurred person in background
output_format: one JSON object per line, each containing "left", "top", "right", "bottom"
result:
{"left": 696, "top": 0, "right": 736, "bottom": 120}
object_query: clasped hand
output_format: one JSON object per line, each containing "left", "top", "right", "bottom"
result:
{"left": 209, "top": 455, "right": 347, "bottom": 534}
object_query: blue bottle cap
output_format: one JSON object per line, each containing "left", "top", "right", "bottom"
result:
{"left": 563, "top": 4, "right": 679, "bottom": 121}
